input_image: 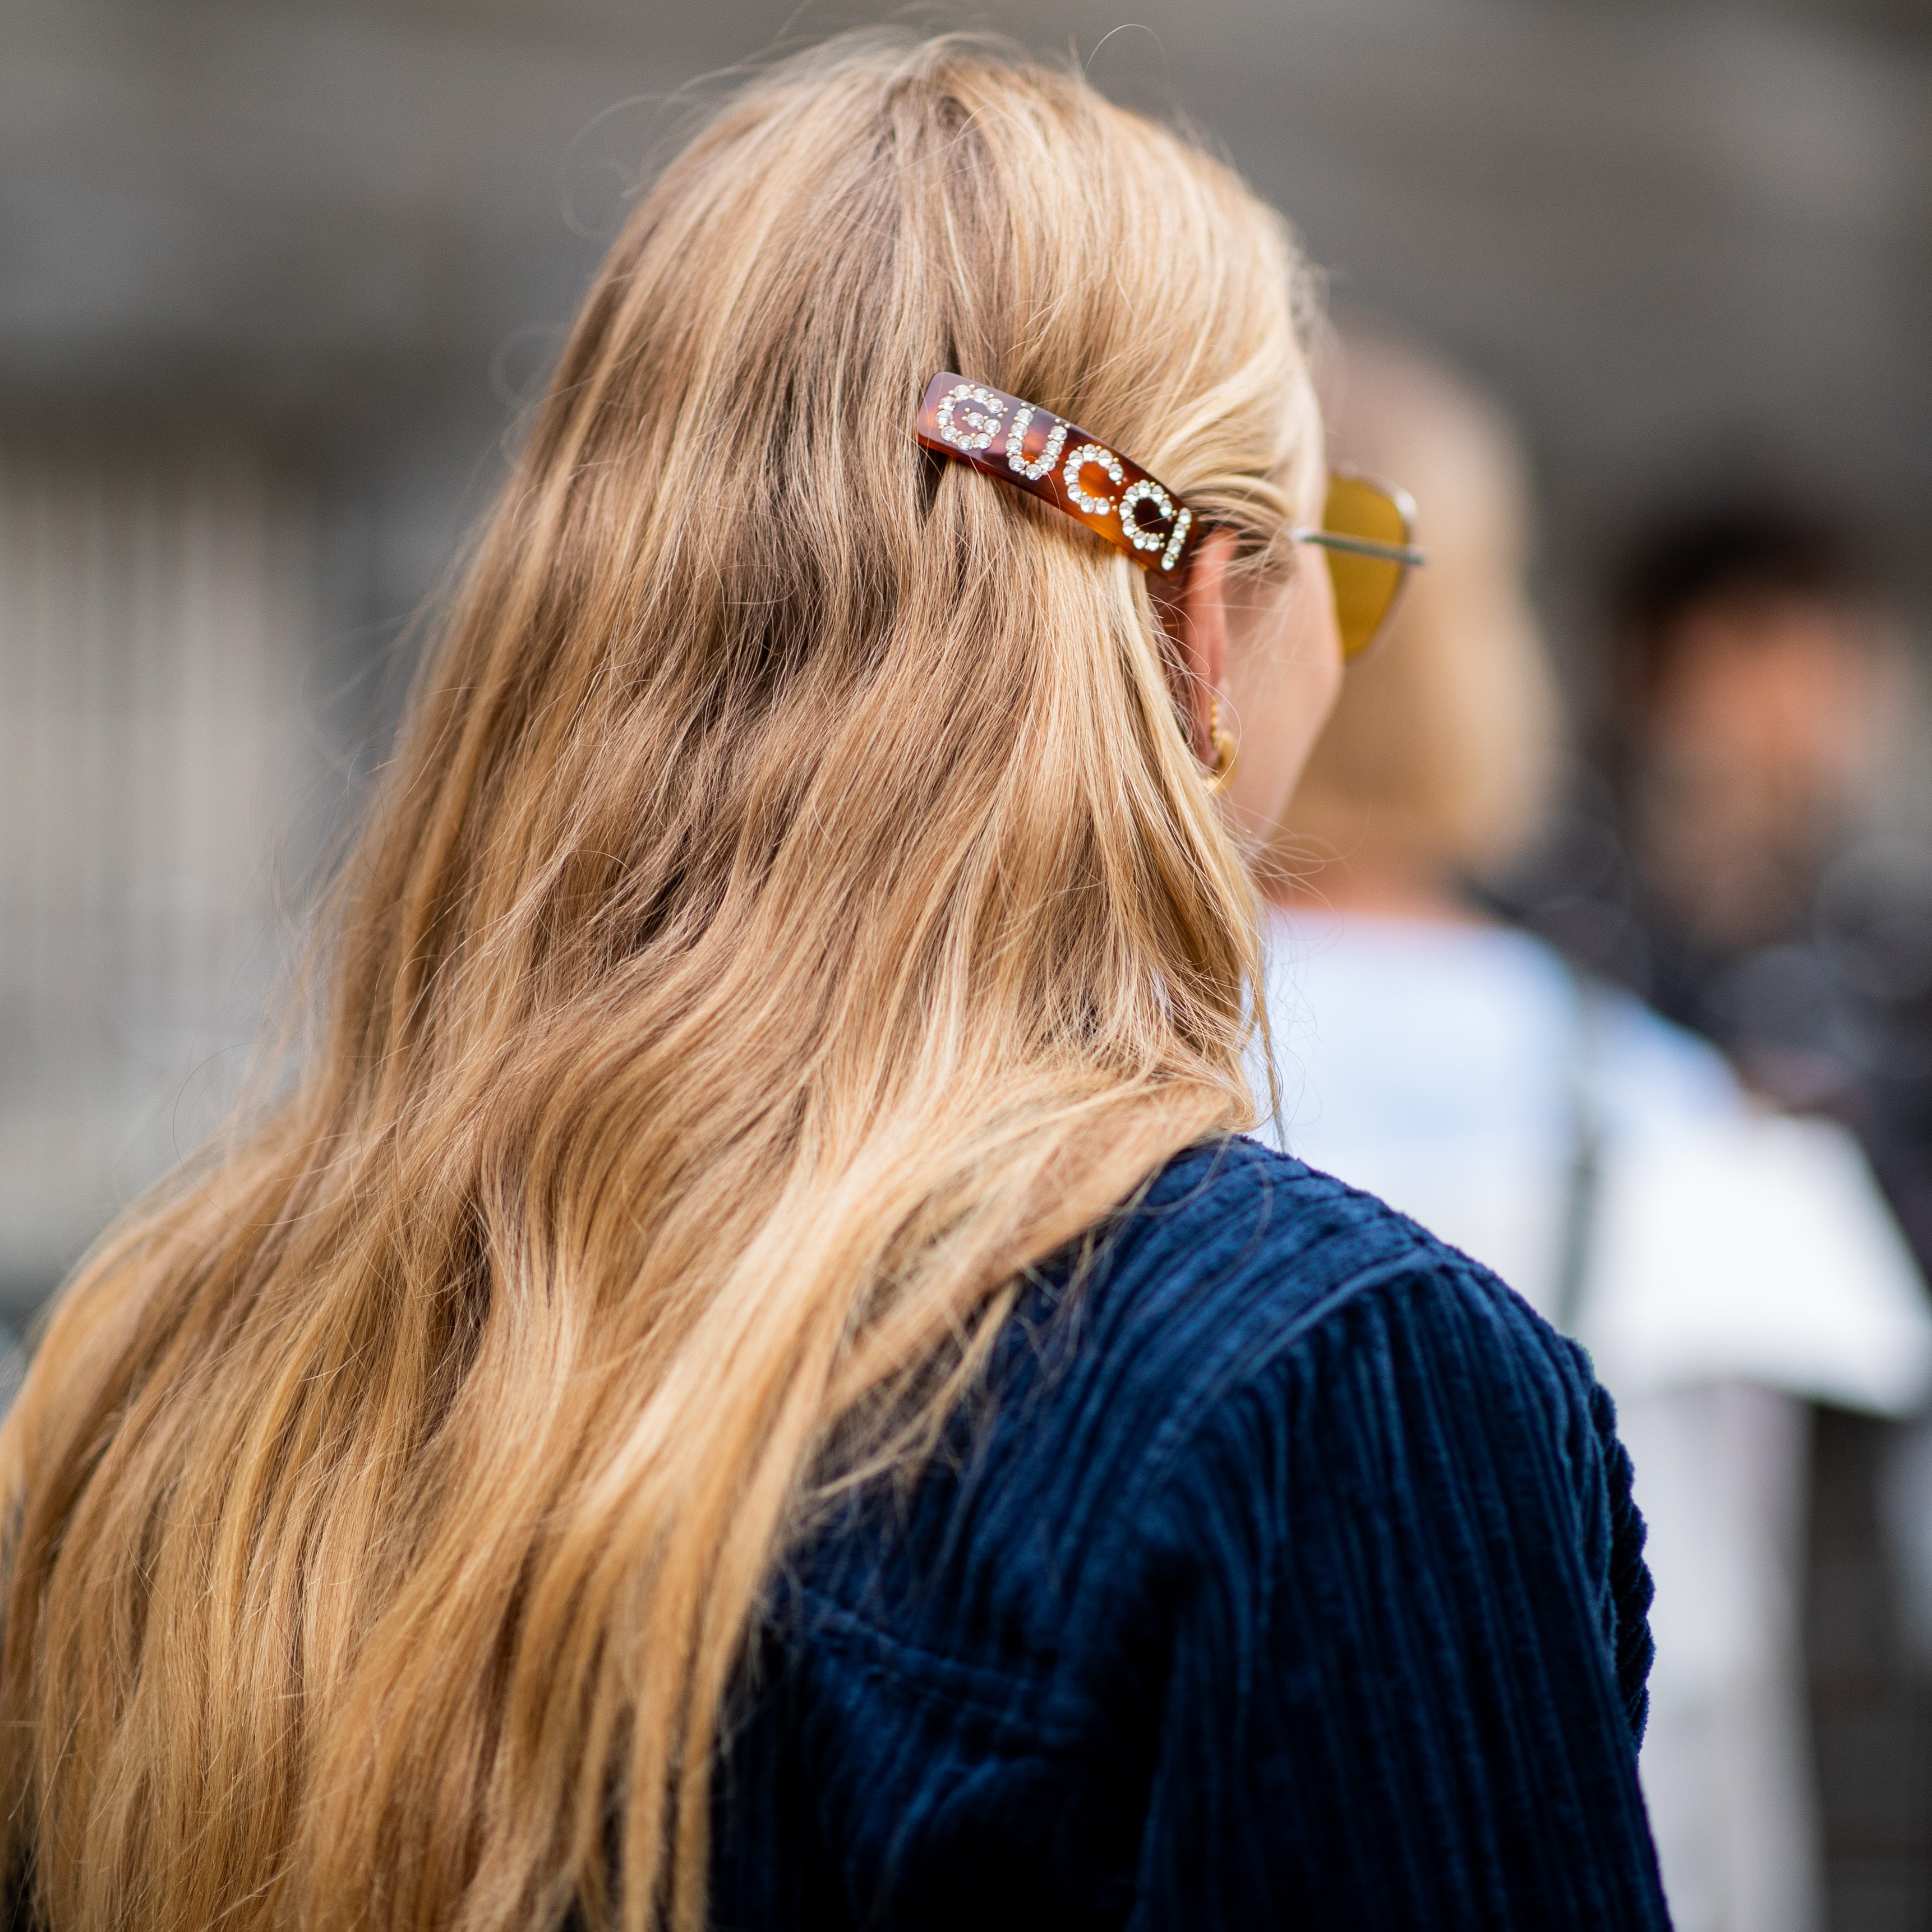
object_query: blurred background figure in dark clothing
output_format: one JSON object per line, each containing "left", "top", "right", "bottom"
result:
{"left": 1500, "top": 492, "right": 1932, "bottom": 1932}
{"left": 1610, "top": 503, "right": 1889, "bottom": 1047}
{"left": 1506, "top": 498, "right": 1932, "bottom": 1260}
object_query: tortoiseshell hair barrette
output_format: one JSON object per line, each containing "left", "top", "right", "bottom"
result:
{"left": 915, "top": 372, "right": 1197, "bottom": 574}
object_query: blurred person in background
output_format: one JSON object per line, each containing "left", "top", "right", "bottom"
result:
{"left": 1256, "top": 334, "right": 1932, "bottom": 1932}
{"left": 1501, "top": 488, "right": 1932, "bottom": 1907}
{"left": 1511, "top": 499, "right": 1932, "bottom": 1259}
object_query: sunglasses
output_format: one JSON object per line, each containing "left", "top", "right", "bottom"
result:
{"left": 1292, "top": 469, "right": 1425, "bottom": 662}
{"left": 915, "top": 374, "right": 1424, "bottom": 662}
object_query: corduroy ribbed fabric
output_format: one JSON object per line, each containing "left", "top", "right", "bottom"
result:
{"left": 710, "top": 1137, "right": 1668, "bottom": 1930}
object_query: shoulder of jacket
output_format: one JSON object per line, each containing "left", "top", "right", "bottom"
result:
{"left": 1059, "top": 1137, "right": 1581, "bottom": 1492}
{"left": 1086, "top": 1136, "right": 1538, "bottom": 1358}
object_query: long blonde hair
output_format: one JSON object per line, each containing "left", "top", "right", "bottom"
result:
{"left": 0, "top": 34, "right": 1320, "bottom": 1931}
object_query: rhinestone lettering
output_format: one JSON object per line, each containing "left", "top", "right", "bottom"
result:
{"left": 934, "top": 382, "right": 1006, "bottom": 453}
{"left": 1063, "top": 442, "right": 1125, "bottom": 518}
{"left": 1005, "top": 403, "right": 1071, "bottom": 482}
{"left": 1117, "top": 477, "right": 1178, "bottom": 556}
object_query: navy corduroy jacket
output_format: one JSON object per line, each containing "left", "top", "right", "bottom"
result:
{"left": 710, "top": 1137, "right": 1669, "bottom": 1930}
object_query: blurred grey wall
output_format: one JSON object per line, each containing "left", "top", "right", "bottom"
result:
{"left": 0, "top": 440, "right": 310, "bottom": 1311}
{"left": 1, "top": 0, "right": 1927, "bottom": 1275}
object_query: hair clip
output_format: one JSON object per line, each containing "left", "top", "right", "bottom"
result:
{"left": 915, "top": 373, "right": 1197, "bottom": 574}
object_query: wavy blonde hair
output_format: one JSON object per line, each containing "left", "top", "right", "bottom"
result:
{"left": 0, "top": 34, "right": 1320, "bottom": 1932}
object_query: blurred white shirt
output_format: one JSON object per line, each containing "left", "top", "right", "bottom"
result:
{"left": 1255, "top": 907, "right": 1932, "bottom": 1932}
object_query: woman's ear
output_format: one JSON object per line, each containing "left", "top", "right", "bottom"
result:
{"left": 1169, "top": 529, "right": 1235, "bottom": 760}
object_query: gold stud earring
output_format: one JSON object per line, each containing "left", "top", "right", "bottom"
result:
{"left": 1206, "top": 699, "right": 1238, "bottom": 795}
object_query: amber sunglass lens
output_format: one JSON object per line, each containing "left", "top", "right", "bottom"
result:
{"left": 1321, "top": 474, "right": 1413, "bottom": 660}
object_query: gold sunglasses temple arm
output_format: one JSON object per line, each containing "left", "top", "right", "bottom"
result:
{"left": 1290, "top": 528, "right": 1428, "bottom": 568}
